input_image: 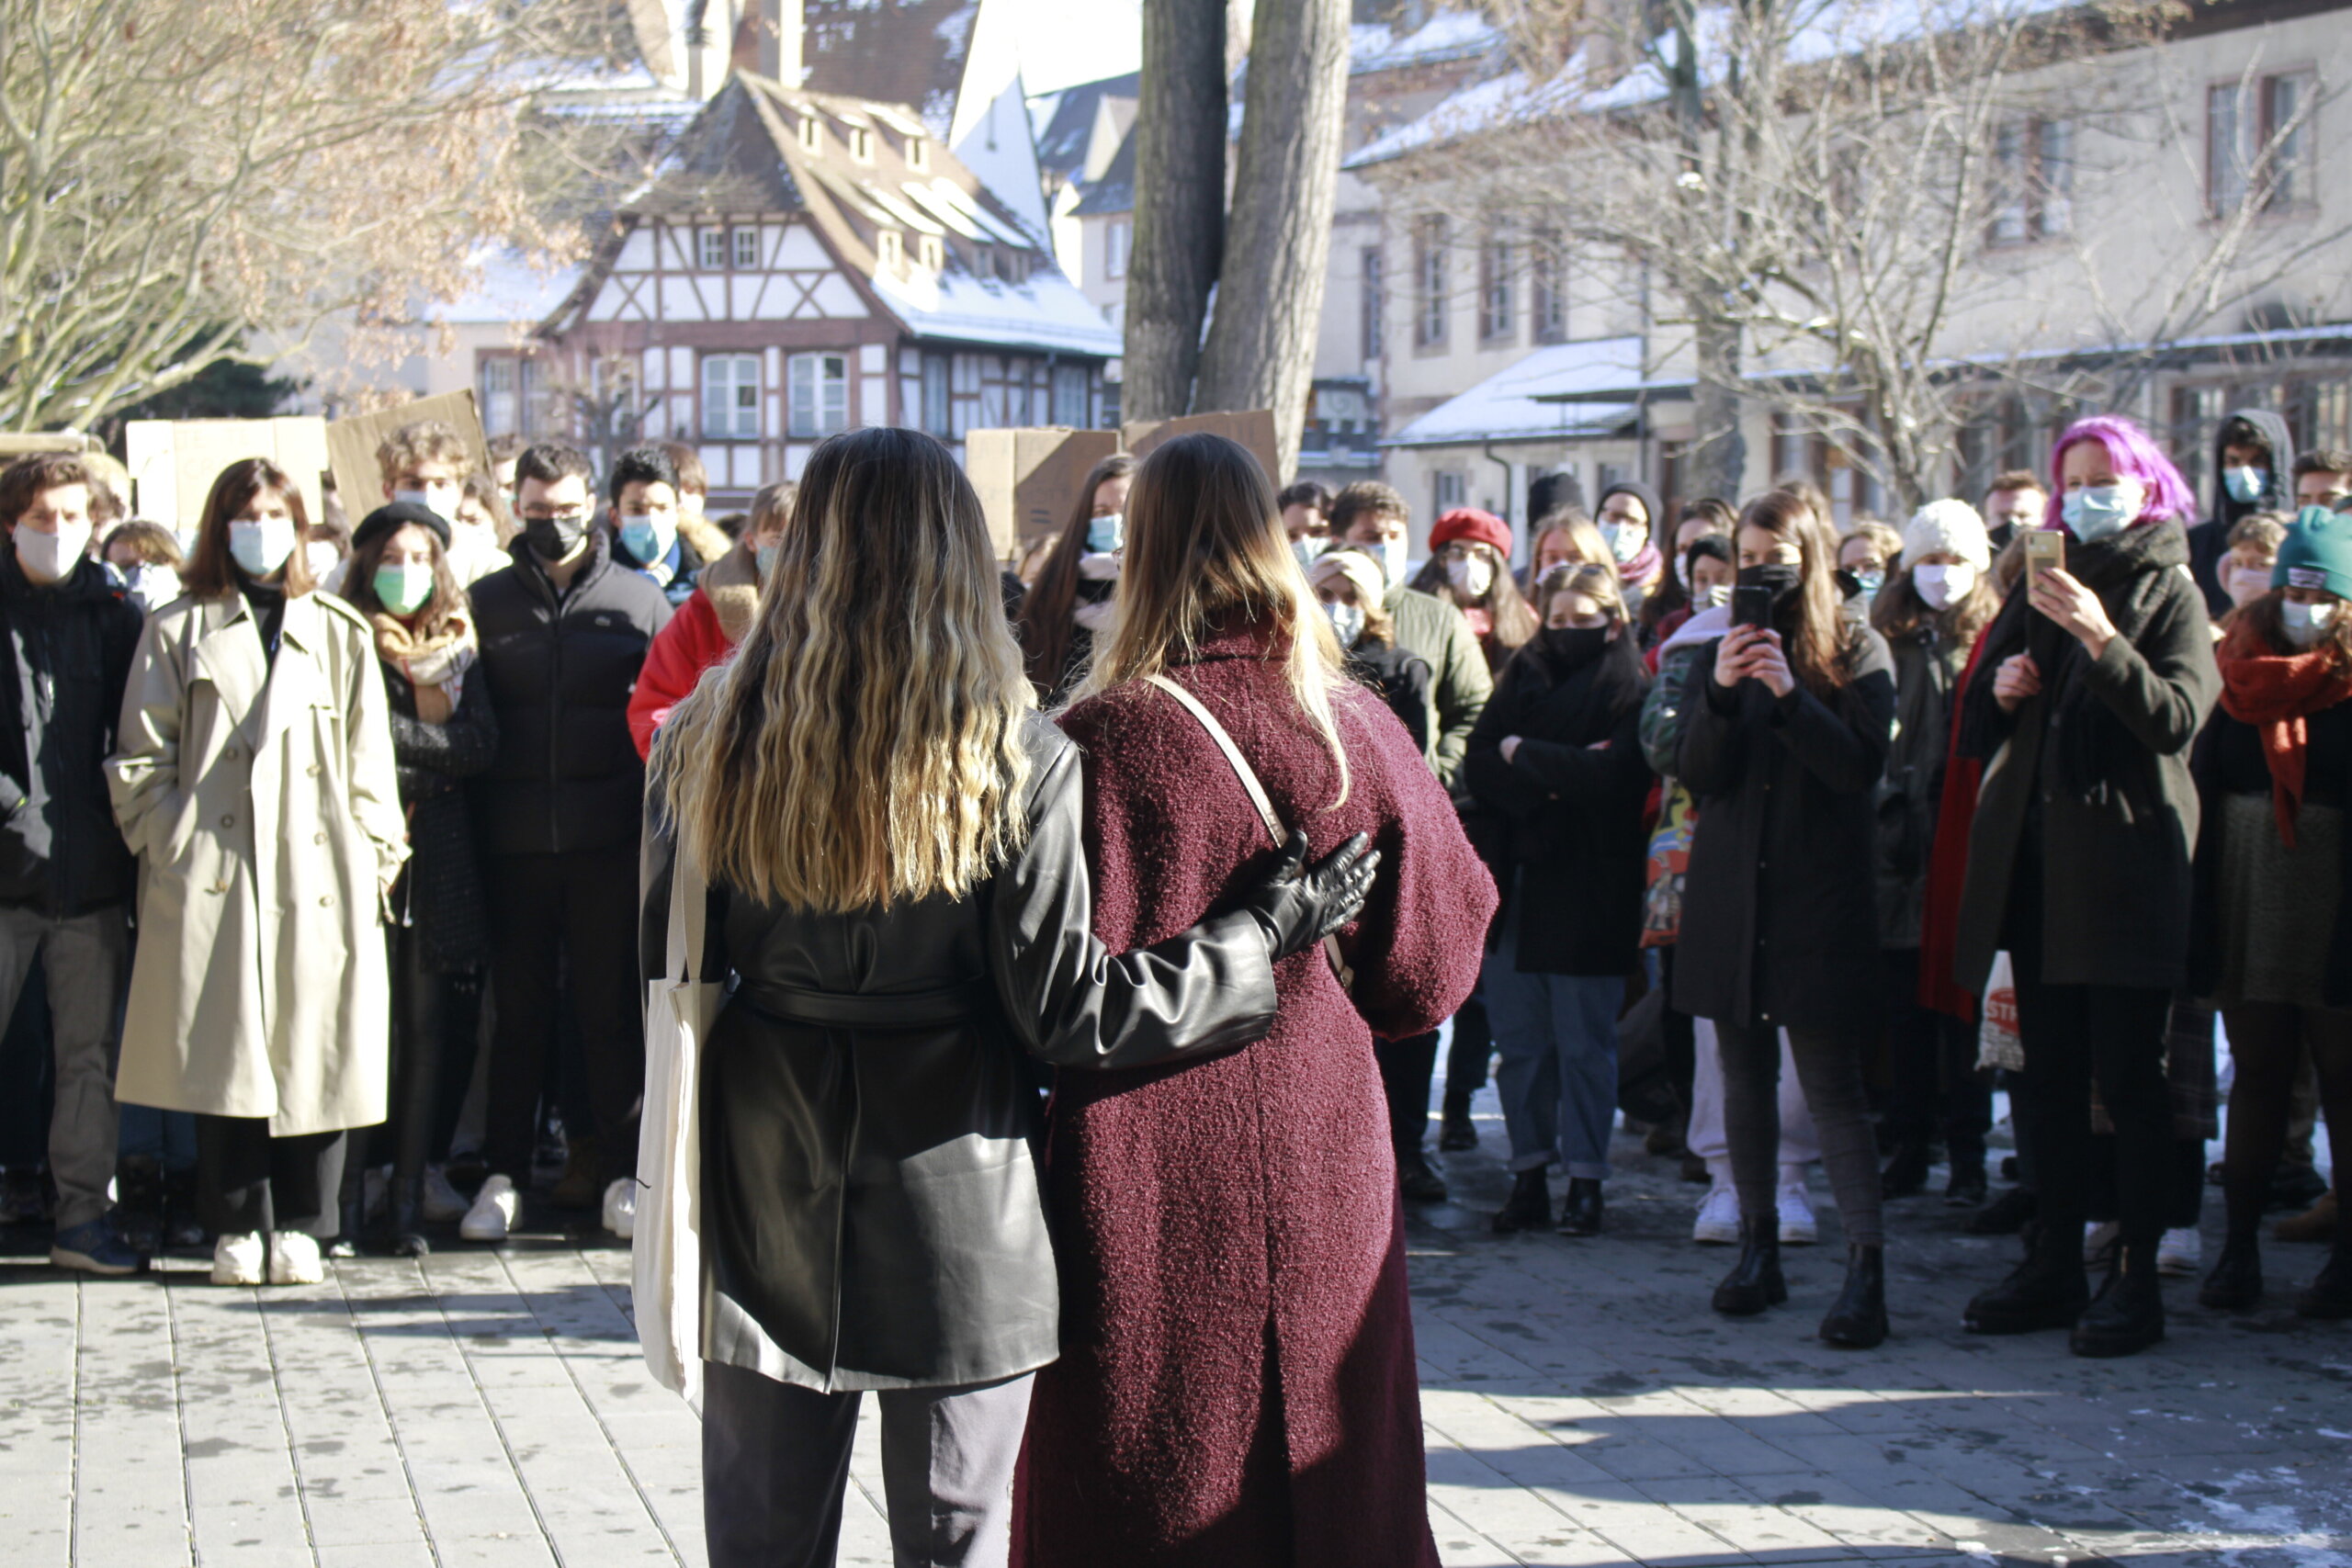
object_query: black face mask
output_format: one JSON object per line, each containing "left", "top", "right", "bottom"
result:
{"left": 523, "top": 514, "right": 589, "bottom": 560}
{"left": 1737, "top": 561, "right": 1803, "bottom": 605}
{"left": 1544, "top": 625, "right": 1612, "bottom": 670}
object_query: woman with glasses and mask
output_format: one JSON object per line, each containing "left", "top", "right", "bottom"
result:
{"left": 1412, "top": 506, "right": 1539, "bottom": 673}
{"left": 1675, "top": 489, "right": 1897, "bottom": 1347}
{"left": 1014, "top": 454, "right": 1136, "bottom": 704}
{"left": 108, "top": 458, "right": 408, "bottom": 1287}
{"left": 1595, "top": 481, "right": 1668, "bottom": 620}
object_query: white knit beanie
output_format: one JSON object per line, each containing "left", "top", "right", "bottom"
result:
{"left": 1903, "top": 499, "right": 1992, "bottom": 572}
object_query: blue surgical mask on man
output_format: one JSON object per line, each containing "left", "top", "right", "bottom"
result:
{"left": 2061, "top": 480, "right": 2142, "bottom": 543}
{"left": 619, "top": 512, "right": 675, "bottom": 567}
{"left": 1086, "top": 513, "right": 1123, "bottom": 554}
{"left": 2222, "top": 466, "right": 2269, "bottom": 504}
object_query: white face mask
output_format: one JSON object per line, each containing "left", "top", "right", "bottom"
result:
{"left": 2281, "top": 599, "right": 2339, "bottom": 649}
{"left": 2227, "top": 565, "right": 2273, "bottom": 609}
{"left": 1600, "top": 522, "right": 1645, "bottom": 565}
{"left": 228, "top": 518, "right": 298, "bottom": 577}
{"left": 304, "top": 540, "right": 344, "bottom": 581}
{"left": 1373, "top": 537, "right": 1408, "bottom": 592}
{"left": 14, "top": 521, "right": 90, "bottom": 584}
{"left": 121, "top": 562, "right": 179, "bottom": 612}
{"left": 1691, "top": 582, "right": 1731, "bottom": 611}
{"left": 1446, "top": 552, "right": 1495, "bottom": 600}
{"left": 1912, "top": 562, "right": 1977, "bottom": 612}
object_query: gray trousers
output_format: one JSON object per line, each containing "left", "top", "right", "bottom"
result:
{"left": 0, "top": 905, "right": 127, "bottom": 1230}
{"left": 701, "top": 1359, "right": 1032, "bottom": 1568}
{"left": 1716, "top": 1019, "right": 1885, "bottom": 1247}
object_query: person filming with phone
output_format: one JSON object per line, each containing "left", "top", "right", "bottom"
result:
{"left": 1951, "top": 415, "right": 2219, "bottom": 1359}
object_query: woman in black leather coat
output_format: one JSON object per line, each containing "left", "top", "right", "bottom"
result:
{"left": 641, "top": 428, "right": 1373, "bottom": 1568}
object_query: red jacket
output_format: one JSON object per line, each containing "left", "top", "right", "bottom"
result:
{"left": 1014, "top": 620, "right": 1495, "bottom": 1568}
{"left": 627, "top": 547, "right": 761, "bottom": 759}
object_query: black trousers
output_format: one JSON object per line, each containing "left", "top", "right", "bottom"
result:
{"left": 194, "top": 1115, "right": 347, "bottom": 1237}
{"left": 1880, "top": 948, "right": 1993, "bottom": 1165}
{"left": 482, "top": 848, "right": 645, "bottom": 1188}
{"left": 2008, "top": 955, "right": 2174, "bottom": 1247}
{"left": 1375, "top": 1030, "right": 1441, "bottom": 1154}
{"left": 1440, "top": 993, "right": 1493, "bottom": 1114}
{"left": 2219, "top": 1001, "right": 2352, "bottom": 1239}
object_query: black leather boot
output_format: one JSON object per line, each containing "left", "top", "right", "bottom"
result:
{"left": 2198, "top": 1228, "right": 2263, "bottom": 1311}
{"left": 1438, "top": 1099, "right": 1478, "bottom": 1151}
{"left": 1557, "top": 1178, "right": 1603, "bottom": 1237}
{"left": 1881, "top": 1144, "right": 1931, "bottom": 1200}
{"left": 1943, "top": 1152, "right": 1988, "bottom": 1209}
{"left": 1712, "top": 1215, "right": 1786, "bottom": 1315}
{"left": 2071, "top": 1235, "right": 2165, "bottom": 1358}
{"left": 1963, "top": 1226, "right": 2088, "bottom": 1334}
{"left": 1397, "top": 1150, "right": 1449, "bottom": 1204}
{"left": 1819, "top": 1244, "right": 1888, "bottom": 1348}
{"left": 2294, "top": 1235, "right": 2352, "bottom": 1319}
{"left": 1491, "top": 1168, "right": 1550, "bottom": 1234}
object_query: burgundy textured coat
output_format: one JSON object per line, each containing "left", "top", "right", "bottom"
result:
{"left": 1013, "top": 621, "right": 1495, "bottom": 1568}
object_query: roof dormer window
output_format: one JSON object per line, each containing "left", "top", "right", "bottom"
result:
{"left": 906, "top": 136, "right": 929, "bottom": 171}
{"left": 849, "top": 126, "right": 873, "bottom": 164}
{"left": 798, "top": 115, "right": 822, "bottom": 154}
{"left": 877, "top": 230, "right": 903, "bottom": 271}
{"left": 918, "top": 234, "right": 944, "bottom": 271}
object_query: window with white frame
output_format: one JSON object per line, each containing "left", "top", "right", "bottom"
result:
{"left": 788, "top": 353, "right": 849, "bottom": 438}
{"left": 1360, "top": 248, "right": 1383, "bottom": 359}
{"left": 1530, "top": 231, "right": 1566, "bottom": 344}
{"left": 1414, "top": 216, "right": 1448, "bottom": 350}
{"left": 849, "top": 126, "right": 874, "bottom": 163}
{"left": 922, "top": 355, "right": 951, "bottom": 437}
{"left": 1052, "top": 365, "right": 1090, "bottom": 427}
{"left": 919, "top": 233, "right": 944, "bottom": 271}
{"left": 799, "top": 115, "right": 823, "bottom": 153}
{"left": 1105, "top": 219, "right": 1130, "bottom": 281}
{"left": 1988, "top": 118, "right": 2073, "bottom": 244}
{"left": 1434, "top": 471, "right": 1465, "bottom": 513}
{"left": 480, "top": 355, "right": 520, "bottom": 437}
{"left": 702, "top": 353, "right": 761, "bottom": 439}
{"left": 1478, "top": 233, "right": 1513, "bottom": 343}
{"left": 698, "top": 227, "right": 729, "bottom": 270}
{"left": 731, "top": 226, "right": 761, "bottom": 268}
{"left": 906, "top": 135, "right": 929, "bottom": 170}
{"left": 877, "top": 229, "right": 903, "bottom": 270}
{"left": 2209, "top": 70, "right": 2318, "bottom": 216}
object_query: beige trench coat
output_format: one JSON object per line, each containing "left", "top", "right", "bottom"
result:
{"left": 107, "top": 592, "right": 408, "bottom": 1135}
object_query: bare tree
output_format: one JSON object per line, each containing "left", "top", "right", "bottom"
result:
{"left": 1195, "top": 0, "right": 1353, "bottom": 479}
{"left": 0, "top": 0, "right": 620, "bottom": 432}
{"left": 1124, "top": 0, "right": 1228, "bottom": 423}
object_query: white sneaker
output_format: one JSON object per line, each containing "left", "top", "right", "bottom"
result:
{"left": 602, "top": 1178, "right": 636, "bottom": 1241}
{"left": 2084, "top": 1219, "right": 2120, "bottom": 1266}
{"left": 211, "top": 1232, "right": 266, "bottom": 1286}
{"left": 1776, "top": 1183, "right": 1817, "bottom": 1246}
{"left": 1692, "top": 1183, "right": 1742, "bottom": 1244}
{"left": 421, "top": 1165, "right": 469, "bottom": 1224}
{"left": 460, "top": 1174, "right": 518, "bottom": 1242}
{"left": 2157, "top": 1226, "right": 2202, "bottom": 1275}
{"left": 267, "top": 1231, "right": 323, "bottom": 1286}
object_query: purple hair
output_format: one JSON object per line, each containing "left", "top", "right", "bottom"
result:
{"left": 2043, "top": 415, "right": 2199, "bottom": 531}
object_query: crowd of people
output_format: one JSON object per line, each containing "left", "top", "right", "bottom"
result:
{"left": 0, "top": 400, "right": 2347, "bottom": 1562}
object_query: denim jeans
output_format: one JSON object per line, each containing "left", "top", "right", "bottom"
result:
{"left": 1482, "top": 898, "right": 1625, "bottom": 1180}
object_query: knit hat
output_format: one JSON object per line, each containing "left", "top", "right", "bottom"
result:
{"left": 1901, "top": 498, "right": 1991, "bottom": 572}
{"left": 352, "top": 500, "right": 450, "bottom": 555}
{"left": 1430, "top": 506, "right": 1510, "bottom": 557}
{"left": 1309, "top": 547, "right": 1386, "bottom": 609}
{"left": 2272, "top": 504, "right": 2352, "bottom": 600}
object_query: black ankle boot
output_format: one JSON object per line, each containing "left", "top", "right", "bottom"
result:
{"left": 2071, "top": 1235, "right": 2166, "bottom": 1357}
{"left": 1881, "top": 1144, "right": 1931, "bottom": 1200}
{"left": 1712, "top": 1215, "right": 1785, "bottom": 1315}
{"left": 1491, "top": 1168, "right": 1550, "bottom": 1234}
{"left": 1557, "top": 1178, "right": 1603, "bottom": 1237}
{"left": 2198, "top": 1229, "right": 2263, "bottom": 1310}
{"left": 1944, "top": 1153, "right": 1988, "bottom": 1209}
{"left": 1438, "top": 1100, "right": 1478, "bottom": 1151}
{"left": 2294, "top": 1236, "right": 2352, "bottom": 1319}
{"left": 1963, "top": 1230, "right": 2088, "bottom": 1334}
{"left": 1819, "top": 1244, "right": 1888, "bottom": 1348}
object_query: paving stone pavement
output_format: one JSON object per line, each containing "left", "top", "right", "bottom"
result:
{"left": 1, "top": 1106, "right": 2346, "bottom": 1567}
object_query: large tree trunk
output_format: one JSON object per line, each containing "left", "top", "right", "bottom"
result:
{"left": 1193, "top": 0, "right": 1351, "bottom": 482}
{"left": 1690, "top": 317, "right": 1748, "bottom": 500}
{"left": 1123, "top": 0, "right": 1227, "bottom": 423}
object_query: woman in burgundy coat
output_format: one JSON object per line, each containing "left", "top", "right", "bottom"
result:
{"left": 1014, "top": 434, "right": 1496, "bottom": 1567}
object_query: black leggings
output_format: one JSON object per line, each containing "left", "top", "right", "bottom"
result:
{"left": 2219, "top": 1001, "right": 2352, "bottom": 1241}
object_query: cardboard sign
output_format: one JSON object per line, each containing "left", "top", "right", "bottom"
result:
{"left": 1121, "top": 411, "right": 1279, "bottom": 483}
{"left": 965, "top": 426, "right": 1120, "bottom": 560}
{"left": 323, "top": 389, "right": 492, "bottom": 526}
{"left": 124, "top": 417, "right": 331, "bottom": 535}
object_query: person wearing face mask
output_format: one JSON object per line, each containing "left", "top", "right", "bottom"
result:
{"left": 1328, "top": 482, "right": 1491, "bottom": 786}
{"left": 1309, "top": 548, "right": 1431, "bottom": 756}
{"left": 1413, "top": 507, "right": 1540, "bottom": 673}
{"left": 2220, "top": 513, "right": 2289, "bottom": 620}
{"left": 1014, "top": 455, "right": 1136, "bottom": 705}
{"left": 1676, "top": 489, "right": 1897, "bottom": 1348}
{"left": 101, "top": 521, "right": 186, "bottom": 615}
{"left": 377, "top": 421, "right": 504, "bottom": 587}
{"left": 1280, "top": 479, "right": 1332, "bottom": 571}
{"left": 2188, "top": 410, "right": 2295, "bottom": 618}
{"left": 107, "top": 458, "right": 408, "bottom": 1287}
{"left": 1634, "top": 499, "right": 1736, "bottom": 646}
{"left": 0, "top": 456, "right": 147, "bottom": 1275}
{"left": 1837, "top": 523, "right": 1902, "bottom": 619}
{"left": 335, "top": 502, "right": 497, "bottom": 1250}
{"left": 1465, "top": 563, "right": 1654, "bottom": 1237}
{"left": 463, "top": 441, "right": 672, "bottom": 1246}
{"left": 606, "top": 445, "right": 733, "bottom": 610}
{"left": 629, "top": 481, "right": 795, "bottom": 760}
{"left": 303, "top": 517, "right": 352, "bottom": 594}
{"left": 1953, "top": 415, "right": 2220, "bottom": 1357}
{"left": 1870, "top": 500, "right": 2000, "bottom": 1205}
{"left": 2189, "top": 506, "right": 2352, "bottom": 1320}
{"left": 1647, "top": 529, "right": 1736, "bottom": 646}
{"left": 1594, "top": 480, "right": 1668, "bottom": 619}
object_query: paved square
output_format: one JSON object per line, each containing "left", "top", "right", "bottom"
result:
{"left": 2, "top": 1113, "right": 2346, "bottom": 1566}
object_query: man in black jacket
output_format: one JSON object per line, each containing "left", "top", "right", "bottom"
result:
{"left": 2187, "top": 409, "right": 2295, "bottom": 616}
{"left": 463, "top": 442, "right": 672, "bottom": 1245}
{"left": 0, "top": 454, "right": 144, "bottom": 1274}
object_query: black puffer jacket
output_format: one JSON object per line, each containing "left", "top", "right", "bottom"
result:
{"left": 469, "top": 533, "right": 672, "bottom": 856}
{"left": 385, "top": 665, "right": 497, "bottom": 972}
{"left": 0, "top": 547, "right": 142, "bottom": 915}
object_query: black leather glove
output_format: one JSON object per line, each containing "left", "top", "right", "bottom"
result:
{"left": 1239, "top": 830, "right": 1379, "bottom": 961}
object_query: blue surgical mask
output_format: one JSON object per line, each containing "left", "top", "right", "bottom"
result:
{"left": 2061, "top": 481, "right": 2141, "bottom": 543}
{"left": 228, "top": 518, "right": 297, "bottom": 577}
{"left": 1292, "top": 536, "right": 1327, "bottom": 572}
{"left": 2223, "top": 466, "right": 2268, "bottom": 504}
{"left": 618, "top": 513, "right": 674, "bottom": 567}
{"left": 1374, "top": 537, "right": 1408, "bottom": 592}
{"left": 1855, "top": 570, "right": 1885, "bottom": 600}
{"left": 1323, "top": 600, "right": 1365, "bottom": 649}
{"left": 1086, "top": 513, "right": 1123, "bottom": 554}
{"left": 755, "top": 542, "right": 779, "bottom": 581}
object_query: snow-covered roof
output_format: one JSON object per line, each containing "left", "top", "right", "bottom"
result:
{"left": 431, "top": 251, "right": 586, "bottom": 327}
{"left": 1351, "top": 11, "right": 1506, "bottom": 74}
{"left": 869, "top": 264, "right": 1122, "bottom": 357}
{"left": 1384, "top": 337, "right": 1650, "bottom": 446}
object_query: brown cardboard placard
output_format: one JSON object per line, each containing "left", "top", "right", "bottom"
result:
{"left": 966, "top": 425, "right": 1120, "bottom": 560}
{"left": 122, "top": 417, "right": 331, "bottom": 535}
{"left": 1121, "top": 410, "right": 1279, "bottom": 483}
{"left": 323, "top": 389, "right": 492, "bottom": 524}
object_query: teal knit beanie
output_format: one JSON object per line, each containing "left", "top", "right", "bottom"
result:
{"left": 2272, "top": 505, "right": 2352, "bottom": 600}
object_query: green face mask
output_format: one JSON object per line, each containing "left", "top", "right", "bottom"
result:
{"left": 373, "top": 561, "right": 435, "bottom": 616}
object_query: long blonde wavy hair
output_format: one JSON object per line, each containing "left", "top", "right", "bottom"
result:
{"left": 1069, "top": 432, "right": 1352, "bottom": 805}
{"left": 654, "top": 428, "right": 1034, "bottom": 909}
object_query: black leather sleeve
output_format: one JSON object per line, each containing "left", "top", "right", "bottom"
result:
{"left": 987, "top": 737, "right": 1280, "bottom": 1070}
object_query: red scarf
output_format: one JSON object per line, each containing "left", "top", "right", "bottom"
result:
{"left": 2216, "top": 618, "right": 2352, "bottom": 848}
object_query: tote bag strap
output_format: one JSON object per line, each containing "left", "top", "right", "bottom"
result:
{"left": 1142, "top": 673, "right": 1353, "bottom": 991}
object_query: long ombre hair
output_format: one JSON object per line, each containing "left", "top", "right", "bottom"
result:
{"left": 1069, "top": 433, "right": 1352, "bottom": 805}
{"left": 654, "top": 428, "right": 1033, "bottom": 910}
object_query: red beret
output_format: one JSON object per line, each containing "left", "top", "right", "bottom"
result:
{"left": 1430, "top": 506, "right": 1511, "bottom": 556}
